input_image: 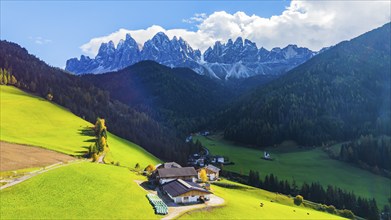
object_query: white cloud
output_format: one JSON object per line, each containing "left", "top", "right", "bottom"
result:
{"left": 80, "top": 1, "right": 391, "bottom": 57}
{"left": 30, "top": 36, "right": 52, "bottom": 45}
{"left": 182, "top": 13, "right": 207, "bottom": 24}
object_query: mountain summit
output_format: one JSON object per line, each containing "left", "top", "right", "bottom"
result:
{"left": 66, "top": 33, "right": 317, "bottom": 79}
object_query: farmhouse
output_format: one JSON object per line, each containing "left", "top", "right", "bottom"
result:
{"left": 156, "top": 167, "right": 197, "bottom": 184}
{"left": 162, "top": 179, "right": 212, "bottom": 204}
{"left": 198, "top": 164, "right": 220, "bottom": 181}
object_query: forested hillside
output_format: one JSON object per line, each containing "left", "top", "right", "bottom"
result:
{"left": 82, "top": 61, "right": 231, "bottom": 135}
{"left": 0, "top": 41, "right": 197, "bottom": 163}
{"left": 218, "top": 23, "right": 391, "bottom": 147}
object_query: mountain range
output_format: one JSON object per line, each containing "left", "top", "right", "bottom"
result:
{"left": 66, "top": 32, "right": 317, "bottom": 80}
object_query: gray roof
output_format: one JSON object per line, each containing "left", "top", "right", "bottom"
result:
{"left": 157, "top": 167, "right": 197, "bottom": 178}
{"left": 162, "top": 179, "right": 212, "bottom": 197}
{"left": 157, "top": 162, "right": 182, "bottom": 169}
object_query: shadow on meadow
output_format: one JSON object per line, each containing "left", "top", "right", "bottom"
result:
{"left": 74, "top": 127, "right": 97, "bottom": 157}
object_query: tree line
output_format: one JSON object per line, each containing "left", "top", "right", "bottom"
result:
{"left": 339, "top": 135, "right": 391, "bottom": 177}
{"left": 86, "top": 118, "right": 109, "bottom": 162}
{"left": 0, "top": 68, "right": 17, "bottom": 85}
{"left": 224, "top": 170, "right": 382, "bottom": 220}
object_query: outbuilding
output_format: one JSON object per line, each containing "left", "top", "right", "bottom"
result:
{"left": 197, "top": 164, "right": 220, "bottom": 181}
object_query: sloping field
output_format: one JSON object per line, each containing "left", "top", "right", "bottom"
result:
{"left": 0, "top": 85, "right": 160, "bottom": 169}
{"left": 0, "top": 85, "right": 344, "bottom": 219}
{"left": 0, "top": 141, "right": 74, "bottom": 171}
{"left": 180, "top": 180, "right": 344, "bottom": 219}
{"left": 0, "top": 162, "right": 159, "bottom": 219}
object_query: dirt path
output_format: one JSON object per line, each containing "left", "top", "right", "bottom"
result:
{"left": 0, "top": 160, "right": 84, "bottom": 190}
{"left": 97, "top": 153, "right": 106, "bottom": 164}
{"left": 133, "top": 180, "right": 225, "bottom": 220}
{"left": 0, "top": 141, "right": 75, "bottom": 171}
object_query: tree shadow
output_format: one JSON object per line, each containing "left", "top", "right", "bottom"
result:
{"left": 75, "top": 126, "right": 96, "bottom": 156}
{"left": 84, "top": 138, "right": 96, "bottom": 143}
{"left": 79, "top": 127, "right": 96, "bottom": 137}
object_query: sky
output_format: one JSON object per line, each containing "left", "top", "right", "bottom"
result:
{"left": 1, "top": 1, "right": 390, "bottom": 68}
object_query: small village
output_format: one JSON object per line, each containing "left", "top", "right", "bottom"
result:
{"left": 141, "top": 161, "right": 222, "bottom": 216}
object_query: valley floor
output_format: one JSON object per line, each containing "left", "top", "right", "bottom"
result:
{"left": 194, "top": 134, "right": 391, "bottom": 208}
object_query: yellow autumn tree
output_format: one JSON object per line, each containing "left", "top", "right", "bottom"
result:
{"left": 200, "top": 169, "right": 208, "bottom": 182}
{"left": 145, "top": 164, "right": 156, "bottom": 173}
{"left": 95, "top": 118, "right": 107, "bottom": 138}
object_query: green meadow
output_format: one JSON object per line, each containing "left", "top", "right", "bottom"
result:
{"left": 0, "top": 85, "right": 346, "bottom": 219}
{"left": 0, "top": 162, "right": 159, "bottom": 219}
{"left": 195, "top": 135, "right": 391, "bottom": 207}
{"left": 0, "top": 85, "right": 160, "bottom": 168}
{"left": 180, "top": 180, "right": 344, "bottom": 219}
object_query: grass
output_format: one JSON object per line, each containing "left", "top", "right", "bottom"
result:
{"left": 0, "top": 85, "right": 160, "bottom": 169}
{"left": 180, "top": 179, "right": 344, "bottom": 219}
{"left": 195, "top": 134, "right": 391, "bottom": 208}
{"left": 0, "top": 85, "right": 346, "bottom": 219}
{"left": 0, "top": 167, "right": 41, "bottom": 180}
{"left": 0, "top": 162, "right": 160, "bottom": 219}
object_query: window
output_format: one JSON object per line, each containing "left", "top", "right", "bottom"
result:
{"left": 184, "top": 196, "right": 189, "bottom": 200}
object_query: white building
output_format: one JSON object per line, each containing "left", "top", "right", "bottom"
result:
{"left": 162, "top": 179, "right": 212, "bottom": 204}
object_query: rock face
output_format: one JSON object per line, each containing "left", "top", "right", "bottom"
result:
{"left": 202, "top": 38, "right": 316, "bottom": 79}
{"left": 66, "top": 33, "right": 317, "bottom": 79}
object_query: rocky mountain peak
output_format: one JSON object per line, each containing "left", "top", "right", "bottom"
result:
{"left": 66, "top": 34, "right": 317, "bottom": 79}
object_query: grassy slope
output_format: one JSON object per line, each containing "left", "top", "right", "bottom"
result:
{"left": 0, "top": 162, "right": 158, "bottom": 219}
{"left": 180, "top": 180, "right": 343, "bottom": 219}
{"left": 0, "top": 85, "right": 160, "bottom": 168}
{"left": 0, "top": 85, "right": 343, "bottom": 219}
{"left": 195, "top": 135, "right": 390, "bottom": 208}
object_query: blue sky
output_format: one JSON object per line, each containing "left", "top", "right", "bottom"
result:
{"left": 1, "top": 1, "right": 289, "bottom": 67}
{"left": 1, "top": 1, "right": 390, "bottom": 68}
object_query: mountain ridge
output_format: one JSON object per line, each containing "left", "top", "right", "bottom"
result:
{"left": 66, "top": 33, "right": 317, "bottom": 80}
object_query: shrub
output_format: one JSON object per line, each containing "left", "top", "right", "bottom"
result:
{"left": 135, "top": 163, "right": 140, "bottom": 169}
{"left": 338, "top": 209, "right": 355, "bottom": 219}
{"left": 46, "top": 93, "right": 53, "bottom": 101}
{"left": 115, "top": 161, "right": 120, "bottom": 166}
{"left": 294, "top": 195, "right": 303, "bottom": 206}
{"left": 316, "top": 204, "right": 327, "bottom": 212}
{"left": 326, "top": 205, "right": 336, "bottom": 214}
{"left": 144, "top": 164, "right": 156, "bottom": 173}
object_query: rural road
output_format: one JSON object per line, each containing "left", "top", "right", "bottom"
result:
{"left": 0, "top": 160, "right": 84, "bottom": 190}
